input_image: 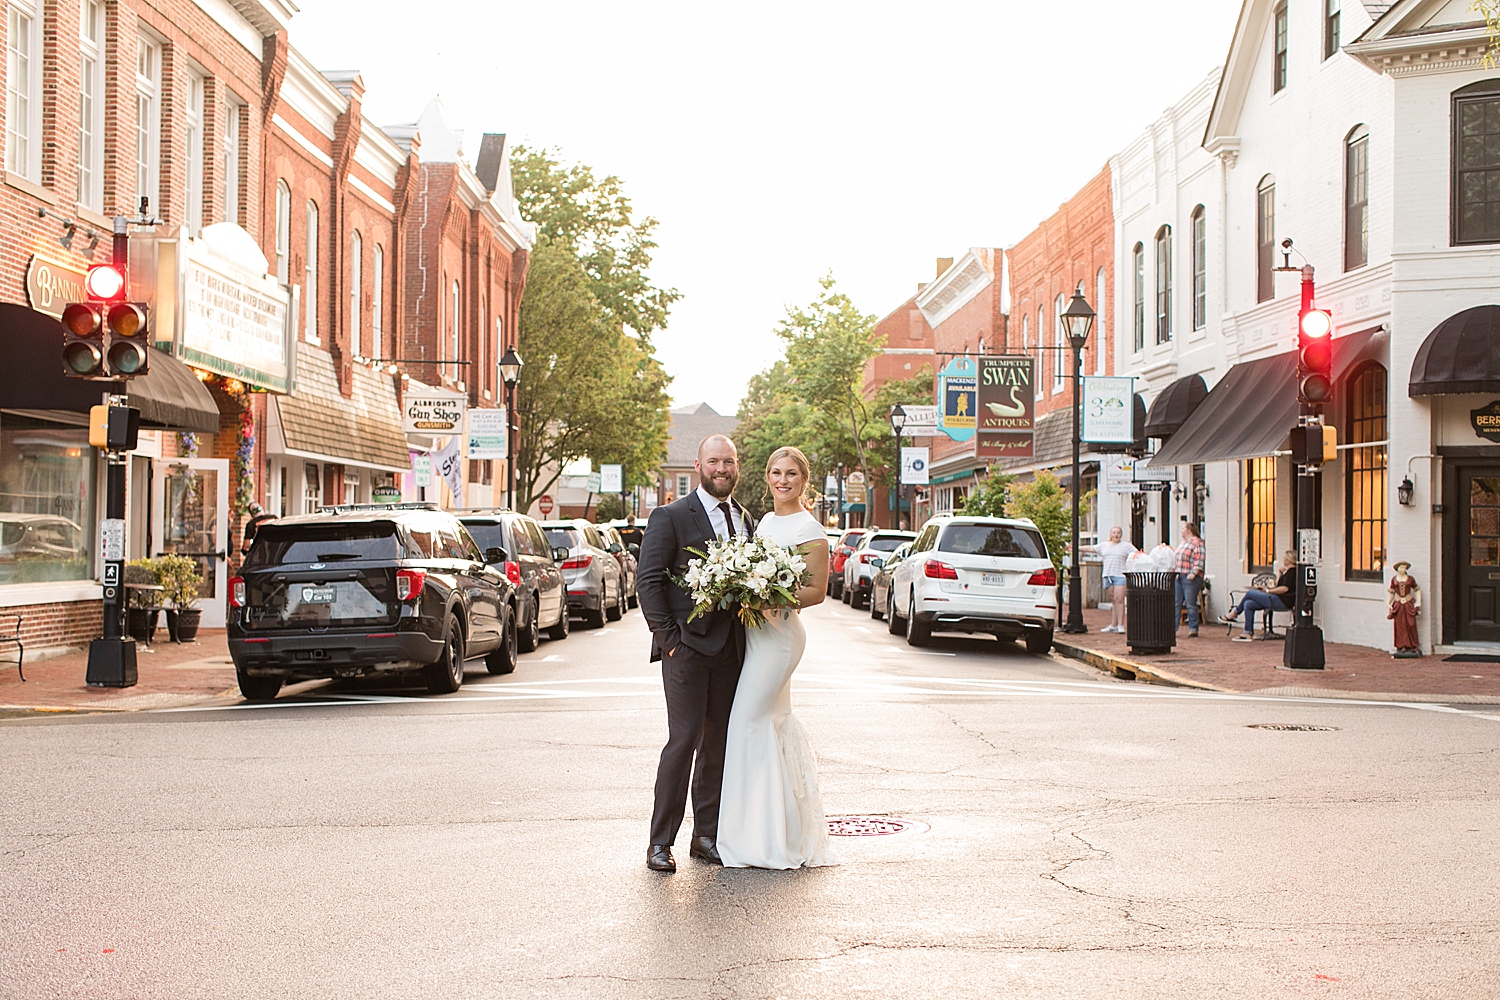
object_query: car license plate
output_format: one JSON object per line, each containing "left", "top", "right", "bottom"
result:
{"left": 981, "top": 573, "right": 1005, "bottom": 586}
{"left": 300, "top": 586, "right": 336, "bottom": 604}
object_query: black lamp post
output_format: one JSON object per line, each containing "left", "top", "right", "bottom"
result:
{"left": 889, "top": 404, "right": 907, "bottom": 530}
{"left": 499, "top": 346, "right": 523, "bottom": 510}
{"left": 1060, "top": 286, "right": 1095, "bottom": 634}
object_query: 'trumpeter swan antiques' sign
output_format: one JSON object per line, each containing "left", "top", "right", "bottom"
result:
{"left": 976, "top": 356, "right": 1035, "bottom": 459}
{"left": 1472, "top": 401, "right": 1500, "bottom": 443}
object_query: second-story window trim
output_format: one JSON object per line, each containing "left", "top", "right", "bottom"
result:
{"left": 1325, "top": 0, "right": 1341, "bottom": 60}
{"left": 184, "top": 70, "right": 205, "bottom": 236}
{"left": 371, "top": 244, "right": 384, "bottom": 359}
{"left": 222, "top": 94, "right": 242, "bottom": 225}
{"left": 1191, "top": 207, "right": 1207, "bottom": 331}
{"left": 78, "top": 0, "right": 104, "bottom": 208}
{"left": 305, "top": 200, "right": 319, "bottom": 343}
{"left": 1274, "top": 2, "right": 1289, "bottom": 94}
{"left": 1257, "top": 178, "right": 1276, "bottom": 303}
{"left": 350, "top": 230, "right": 363, "bottom": 359}
{"left": 1155, "top": 226, "right": 1173, "bottom": 345}
{"left": 274, "top": 181, "right": 291, "bottom": 284}
{"left": 135, "top": 33, "right": 161, "bottom": 213}
{"left": 1345, "top": 126, "right": 1369, "bottom": 271}
{"left": 6, "top": 0, "right": 42, "bottom": 182}
{"left": 1132, "top": 243, "right": 1145, "bottom": 353}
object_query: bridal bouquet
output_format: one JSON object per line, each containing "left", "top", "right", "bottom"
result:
{"left": 679, "top": 535, "right": 811, "bottom": 629}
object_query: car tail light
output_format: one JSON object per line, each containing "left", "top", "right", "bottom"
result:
{"left": 859, "top": 553, "right": 876, "bottom": 563}
{"left": 924, "top": 559, "right": 958, "bottom": 580}
{"left": 503, "top": 561, "right": 522, "bottom": 586}
{"left": 229, "top": 576, "right": 245, "bottom": 608}
{"left": 1027, "top": 567, "right": 1058, "bottom": 586}
{"left": 561, "top": 555, "right": 592, "bottom": 570}
{"left": 396, "top": 568, "right": 427, "bottom": 601}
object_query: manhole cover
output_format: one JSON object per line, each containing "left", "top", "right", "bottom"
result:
{"left": 1247, "top": 724, "right": 1340, "bottom": 732}
{"left": 826, "top": 816, "right": 921, "bottom": 837}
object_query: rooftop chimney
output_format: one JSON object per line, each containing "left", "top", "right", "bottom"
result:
{"left": 936, "top": 257, "right": 953, "bottom": 278}
{"left": 475, "top": 134, "right": 507, "bottom": 193}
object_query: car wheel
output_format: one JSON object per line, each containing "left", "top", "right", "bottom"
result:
{"left": 517, "top": 596, "right": 540, "bottom": 653}
{"left": 852, "top": 587, "right": 866, "bottom": 610}
{"left": 1025, "top": 628, "right": 1054, "bottom": 656}
{"left": 236, "top": 666, "right": 281, "bottom": 702}
{"left": 905, "top": 592, "right": 931, "bottom": 647}
{"left": 605, "top": 582, "right": 623, "bottom": 622}
{"left": 584, "top": 595, "right": 606, "bottom": 630}
{"left": 870, "top": 589, "right": 885, "bottom": 621}
{"left": 841, "top": 584, "right": 851, "bottom": 604}
{"left": 547, "top": 603, "right": 570, "bottom": 640}
{"left": 424, "top": 614, "right": 465, "bottom": 693}
{"left": 831, "top": 578, "right": 842, "bottom": 600}
{"left": 487, "top": 606, "right": 518, "bottom": 675}
{"left": 887, "top": 591, "right": 905, "bottom": 634}
{"left": 627, "top": 590, "right": 638, "bottom": 609}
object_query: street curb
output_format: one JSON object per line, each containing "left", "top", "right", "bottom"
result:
{"left": 1050, "top": 638, "right": 1233, "bottom": 692}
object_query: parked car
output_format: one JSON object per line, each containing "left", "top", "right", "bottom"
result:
{"left": 841, "top": 529, "right": 917, "bottom": 609}
{"left": 885, "top": 514, "right": 1057, "bottom": 654}
{"left": 827, "top": 528, "right": 866, "bottom": 599}
{"left": 868, "top": 541, "right": 911, "bottom": 622}
{"left": 228, "top": 503, "right": 518, "bottom": 702}
{"left": 596, "top": 524, "right": 638, "bottom": 608}
{"left": 458, "top": 510, "right": 570, "bottom": 649}
{"left": 541, "top": 519, "right": 625, "bottom": 628}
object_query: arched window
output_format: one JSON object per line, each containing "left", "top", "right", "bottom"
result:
{"left": 1095, "top": 267, "right": 1107, "bottom": 375}
{"left": 1035, "top": 306, "right": 1045, "bottom": 398}
{"left": 1132, "top": 242, "right": 1145, "bottom": 352}
{"left": 1345, "top": 362, "right": 1387, "bottom": 580}
{"left": 1345, "top": 126, "right": 1369, "bottom": 270}
{"left": 371, "top": 244, "right": 384, "bottom": 360}
{"left": 274, "top": 181, "right": 290, "bottom": 284}
{"left": 1453, "top": 80, "right": 1500, "bottom": 244}
{"left": 304, "top": 200, "right": 319, "bottom": 343}
{"left": 1191, "top": 206, "right": 1207, "bottom": 330}
{"left": 1053, "top": 293, "right": 1067, "bottom": 391}
{"left": 349, "top": 230, "right": 362, "bottom": 359}
{"left": 1155, "top": 225, "right": 1172, "bottom": 344}
{"left": 1256, "top": 175, "right": 1275, "bottom": 302}
{"left": 450, "top": 280, "right": 461, "bottom": 383}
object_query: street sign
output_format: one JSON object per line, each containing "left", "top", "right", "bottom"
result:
{"left": 467, "top": 407, "right": 508, "bottom": 459}
{"left": 600, "top": 464, "right": 623, "bottom": 493}
{"left": 845, "top": 471, "right": 866, "bottom": 505}
{"left": 538, "top": 494, "right": 555, "bottom": 515}
{"left": 900, "top": 447, "right": 929, "bottom": 485}
{"left": 412, "top": 454, "right": 432, "bottom": 488}
{"left": 1299, "top": 528, "right": 1321, "bottom": 565}
{"left": 99, "top": 519, "right": 125, "bottom": 562}
{"left": 586, "top": 472, "right": 602, "bottom": 494}
{"left": 1138, "top": 481, "right": 1171, "bottom": 491}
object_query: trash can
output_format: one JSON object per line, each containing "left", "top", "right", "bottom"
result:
{"left": 1124, "top": 570, "right": 1178, "bottom": 655}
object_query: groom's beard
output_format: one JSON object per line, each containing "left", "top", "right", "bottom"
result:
{"left": 700, "top": 472, "right": 738, "bottom": 499}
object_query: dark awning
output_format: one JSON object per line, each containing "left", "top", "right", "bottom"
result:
{"left": 1095, "top": 393, "right": 1148, "bottom": 455}
{"left": 0, "top": 303, "right": 220, "bottom": 433}
{"left": 1410, "top": 305, "right": 1500, "bottom": 396}
{"left": 1148, "top": 328, "right": 1382, "bottom": 467}
{"left": 1144, "top": 373, "right": 1208, "bottom": 439}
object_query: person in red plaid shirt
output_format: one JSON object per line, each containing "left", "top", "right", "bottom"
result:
{"left": 1174, "top": 522, "right": 1206, "bottom": 636}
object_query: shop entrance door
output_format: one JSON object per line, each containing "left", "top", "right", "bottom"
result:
{"left": 1458, "top": 467, "right": 1500, "bottom": 643}
{"left": 151, "top": 458, "right": 230, "bottom": 630}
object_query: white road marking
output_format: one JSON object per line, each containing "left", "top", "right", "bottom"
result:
{"left": 540, "top": 654, "right": 563, "bottom": 662}
{"left": 853, "top": 626, "right": 872, "bottom": 634}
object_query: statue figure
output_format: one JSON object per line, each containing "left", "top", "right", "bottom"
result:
{"left": 1387, "top": 560, "right": 1421, "bottom": 658}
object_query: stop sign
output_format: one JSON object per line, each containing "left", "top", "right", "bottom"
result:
{"left": 537, "top": 494, "right": 554, "bottom": 515}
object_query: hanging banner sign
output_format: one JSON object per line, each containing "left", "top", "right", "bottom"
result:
{"left": 899, "top": 406, "right": 939, "bottom": 434}
{"left": 404, "top": 390, "right": 468, "bottom": 434}
{"left": 937, "top": 357, "right": 977, "bottom": 441}
{"left": 431, "top": 435, "right": 464, "bottom": 502}
{"left": 1105, "top": 457, "right": 1140, "bottom": 494}
{"left": 600, "top": 464, "right": 623, "bottom": 493}
{"left": 1081, "top": 376, "right": 1135, "bottom": 443}
{"left": 977, "top": 356, "right": 1034, "bottom": 458}
{"left": 901, "top": 447, "right": 929, "bottom": 485}
{"left": 845, "top": 471, "right": 867, "bottom": 505}
{"left": 467, "top": 407, "right": 508, "bottom": 459}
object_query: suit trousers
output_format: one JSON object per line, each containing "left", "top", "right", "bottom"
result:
{"left": 649, "top": 639, "right": 743, "bottom": 847}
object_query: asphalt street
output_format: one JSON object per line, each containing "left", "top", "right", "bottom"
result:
{"left": 2, "top": 600, "right": 1497, "bottom": 999}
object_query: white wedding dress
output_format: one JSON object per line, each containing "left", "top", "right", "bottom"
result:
{"left": 716, "top": 510, "right": 838, "bottom": 870}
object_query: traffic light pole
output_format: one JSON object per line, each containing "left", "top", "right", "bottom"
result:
{"left": 1285, "top": 265, "right": 1326, "bottom": 670}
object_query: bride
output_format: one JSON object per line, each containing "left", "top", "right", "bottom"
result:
{"left": 716, "top": 446, "right": 838, "bottom": 870}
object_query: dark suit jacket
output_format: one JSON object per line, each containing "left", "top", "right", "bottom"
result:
{"left": 636, "top": 491, "right": 754, "bottom": 662}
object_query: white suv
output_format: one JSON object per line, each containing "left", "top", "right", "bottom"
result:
{"left": 886, "top": 514, "right": 1058, "bottom": 654}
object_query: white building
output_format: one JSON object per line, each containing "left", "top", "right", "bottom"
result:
{"left": 1119, "top": 0, "right": 1500, "bottom": 652}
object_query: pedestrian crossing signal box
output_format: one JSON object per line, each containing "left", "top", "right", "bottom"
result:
{"left": 88, "top": 404, "right": 140, "bottom": 452}
{"left": 1288, "top": 424, "right": 1337, "bottom": 466}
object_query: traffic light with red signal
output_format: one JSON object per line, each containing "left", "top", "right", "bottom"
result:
{"left": 60, "top": 263, "right": 150, "bottom": 379}
{"left": 1297, "top": 303, "right": 1333, "bottom": 405}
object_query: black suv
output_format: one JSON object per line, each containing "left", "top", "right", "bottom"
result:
{"left": 458, "top": 510, "right": 570, "bottom": 651}
{"left": 228, "top": 504, "right": 518, "bottom": 701}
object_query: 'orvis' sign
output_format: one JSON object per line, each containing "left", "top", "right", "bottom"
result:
{"left": 1472, "top": 400, "right": 1500, "bottom": 443}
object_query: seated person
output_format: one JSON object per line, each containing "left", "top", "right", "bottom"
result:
{"left": 1220, "top": 551, "right": 1296, "bottom": 641}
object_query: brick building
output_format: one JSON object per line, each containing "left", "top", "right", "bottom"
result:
{"left": 861, "top": 292, "right": 935, "bottom": 528}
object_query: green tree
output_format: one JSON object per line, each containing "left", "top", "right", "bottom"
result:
{"left": 731, "top": 361, "right": 859, "bottom": 518}
{"left": 1007, "top": 469, "right": 1092, "bottom": 572}
{"left": 960, "top": 467, "right": 1016, "bottom": 518}
{"left": 511, "top": 149, "right": 675, "bottom": 510}
{"left": 863, "top": 366, "right": 934, "bottom": 493}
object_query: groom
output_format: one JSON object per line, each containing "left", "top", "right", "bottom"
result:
{"left": 636, "top": 434, "right": 753, "bottom": 873}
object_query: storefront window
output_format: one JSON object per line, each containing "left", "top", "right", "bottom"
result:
{"left": 0, "top": 413, "right": 95, "bottom": 583}
{"left": 1246, "top": 456, "right": 1277, "bottom": 571}
{"left": 1345, "top": 363, "right": 1387, "bottom": 580}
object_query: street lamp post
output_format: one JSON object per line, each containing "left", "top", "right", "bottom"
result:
{"left": 889, "top": 404, "right": 907, "bottom": 530}
{"left": 499, "top": 347, "right": 523, "bottom": 511}
{"left": 1060, "top": 287, "right": 1096, "bottom": 635}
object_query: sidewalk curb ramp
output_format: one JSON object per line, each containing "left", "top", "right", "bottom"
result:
{"left": 1050, "top": 637, "right": 1500, "bottom": 705}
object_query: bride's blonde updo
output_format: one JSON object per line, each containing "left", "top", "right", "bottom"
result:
{"left": 765, "top": 446, "right": 814, "bottom": 509}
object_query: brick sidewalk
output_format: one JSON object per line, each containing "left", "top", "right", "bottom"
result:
{"left": 0, "top": 629, "right": 241, "bottom": 715}
{"left": 1053, "top": 608, "right": 1500, "bottom": 702}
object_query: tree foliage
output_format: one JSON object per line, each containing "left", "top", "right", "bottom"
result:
{"left": 1007, "top": 470, "right": 1093, "bottom": 572}
{"left": 864, "top": 366, "right": 935, "bottom": 491}
{"left": 960, "top": 467, "right": 1016, "bottom": 518}
{"left": 511, "top": 149, "right": 674, "bottom": 510}
{"left": 731, "top": 362, "right": 854, "bottom": 518}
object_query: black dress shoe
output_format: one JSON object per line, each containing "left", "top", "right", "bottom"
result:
{"left": 647, "top": 845, "right": 675, "bottom": 872}
{"left": 689, "top": 836, "right": 721, "bottom": 864}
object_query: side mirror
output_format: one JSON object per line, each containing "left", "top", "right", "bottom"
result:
{"left": 607, "top": 542, "right": 623, "bottom": 554}
{"left": 627, "top": 543, "right": 640, "bottom": 557}
{"left": 485, "top": 547, "right": 506, "bottom": 564}
{"left": 553, "top": 546, "right": 570, "bottom": 562}
{"left": 870, "top": 557, "right": 884, "bottom": 569}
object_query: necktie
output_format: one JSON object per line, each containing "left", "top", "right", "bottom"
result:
{"left": 717, "top": 502, "right": 737, "bottom": 539}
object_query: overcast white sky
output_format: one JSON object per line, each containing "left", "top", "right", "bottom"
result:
{"left": 290, "top": 0, "right": 1245, "bottom": 415}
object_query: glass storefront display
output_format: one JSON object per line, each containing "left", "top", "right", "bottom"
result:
{"left": 0, "top": 413, "right": 95, "bottom": 584}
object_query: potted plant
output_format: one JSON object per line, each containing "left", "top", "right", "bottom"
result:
{"left": 156, "top": 553, "right": 205, "bottom": 642}
{"left": 124, "top": 560, "right": 162, "bottom": 644}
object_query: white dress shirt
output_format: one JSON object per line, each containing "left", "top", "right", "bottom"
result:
{"left": 695, "top": 486, "right": 745, "bottom": 539}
